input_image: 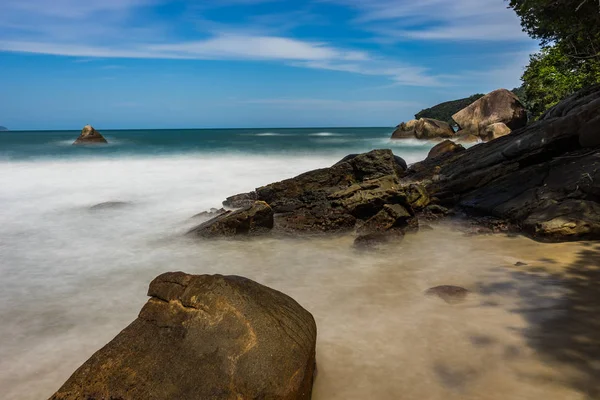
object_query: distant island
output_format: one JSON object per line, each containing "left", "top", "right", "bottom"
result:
{"left": 0, "top": 126, "right": 8, "bottom": 131}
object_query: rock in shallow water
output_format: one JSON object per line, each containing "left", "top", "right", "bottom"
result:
{"left": 188, "top": 201, "right": 273, "bottom": 238}
{"left": 425, "top": 285, "right": 470, "bottom": 304}
{"left": 49, "top": 272, "right": 317, "bottom": 400}
{"left": 89, "top": 201, "right": 131, "bottom": 210}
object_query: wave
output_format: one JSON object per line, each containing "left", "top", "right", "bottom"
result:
{"left": 254, "top": 132, "right": 286, "bottom": 137}
{"left": 308, "top": 132, "right": 345, "bottom": 137}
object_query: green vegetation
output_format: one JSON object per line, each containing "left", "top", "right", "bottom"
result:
{"left": 508, "top": 0, "right": 600, "bottom": 119}
{"left": 414, "top": 94, "right": 484, "bottom": 125}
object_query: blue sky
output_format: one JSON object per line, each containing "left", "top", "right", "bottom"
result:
{"left": 0, "top": 0, "right": 539, "bottom": 130}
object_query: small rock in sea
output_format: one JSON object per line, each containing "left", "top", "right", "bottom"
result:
{"left": 73, "top": 125, "right": 108, "bottom": 145}
{"left": 89, "top": 201, "right": 131, "bottom": 210}
{"left": 188, "top": 201, "right": 273, "bottom": 238}
{"left": 353, "top": 232, "right": 400, "bottom": 250}
{"left": 49, "top": 272, "right": 317, "bottom": 400}
{"left": 425, "top": 285, "right": 470, "bottom": 304}
{"left": 514, "top": 261, "right": 528, "bottom": 267}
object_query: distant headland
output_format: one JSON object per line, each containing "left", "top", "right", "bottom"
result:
{"left": 0, "top": 126, "right": 8, "bottom": 131}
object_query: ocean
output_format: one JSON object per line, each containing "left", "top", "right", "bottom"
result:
{"left": 0, "top": 128, "right": 587, "bottom": 399}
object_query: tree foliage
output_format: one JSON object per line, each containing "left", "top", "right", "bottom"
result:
{"left": 508, "top": 0, "right": 600, "bottom": 60}
{"left": 508, "top": 0, "right": 600, "bottom": 119}
{"left": 522, "top": 45, "right": 600, "bottom": 119}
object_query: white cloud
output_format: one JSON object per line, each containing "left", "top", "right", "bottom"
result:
{"left": 327, "top": 0, "right": 531, "bottom": 42}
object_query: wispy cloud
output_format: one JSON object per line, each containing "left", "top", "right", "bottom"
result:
{"left": 327, "top": 0, "right": 530, "bottom": 42}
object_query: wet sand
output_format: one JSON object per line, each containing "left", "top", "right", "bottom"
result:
{"left": 2, "top": 221, "right": 599, "bottom": 399}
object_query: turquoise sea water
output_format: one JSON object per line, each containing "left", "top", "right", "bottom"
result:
{"left": 0, "top": 127, "right": 434, "bottom": 161}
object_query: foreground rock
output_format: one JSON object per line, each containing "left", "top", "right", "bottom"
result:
{"left": 404, "top": 84, "right": 600, "bottom": 241}
{"left": 425, "top": 285, "right": 470, "bottom": 304}
{"left": 223, "top": 191, "right": 258, "bottom": 208}
{"left": 452, "top": 89, "right": 527, "bottom": 141}
{"left": 391, "top": 118, "right": 455, "bottom": 140}
{"left": 72, "top": 125, "right": 107, "bottom": 145}
{"left": 188, "top": 201, "right": 273, "bottom": 238}
{"left": 50, "top": 272, "right": 317, "bottom": 400}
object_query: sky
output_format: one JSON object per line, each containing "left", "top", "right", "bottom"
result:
{"left": 0, "top": 0, "right": 540, "bottom": 130}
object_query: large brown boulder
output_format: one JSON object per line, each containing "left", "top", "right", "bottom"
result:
{"left": 391, "top": 118, "right": 455, "bottom": 140}
{"left": 484, "top": 122, "right": 512, "bottom": 141}
{"left": 73, "top": 125, "right": 108, "bottom": 145}
{"left": 403, "top": 84, "right": 600, "bottom": 242}
{"left": 188, "top": 201, "right": 274, "bottom": 238}
{"left": 452, "top": 89, "right": 527, "bottom": 139}
{"left": 391, "top": 119, "right": 419, "bottom": 139}
{"left": 427, "top": 140, "right": 465, "bottom": 160}
{"left": 49, "top": 272, "right": 317, "bottom": 400}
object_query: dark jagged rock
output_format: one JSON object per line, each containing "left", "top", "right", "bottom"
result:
{"left": 404, "top": 84, "right": 600, "bottom": 242}
{"left": 211, "top": 150, "right": 423, "bottom": 236}
{"left": 188, "top": 201, "right": 273, "bottom": 238}
{"left": 49, "top": 272, "right": 317, "bottom": 400}
{"left": 72, "top": 125, "right": 107, "bottom": 145}
{"left": 223, "top": 191, "right": 258, "bottom": 208}
{"left": 425, "top": 285, "right": 470, "bottom": 304}
{"left": 89, "top": 201, "right": 131, "bottom": 210}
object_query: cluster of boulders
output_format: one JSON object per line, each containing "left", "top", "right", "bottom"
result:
{"left": 72, "top": 125, "right": 107, "bottom": 145}
{"left": 189, "top": 149, "right": 435, "bottom": 247}
{"left": 405, "top": 84, "right": 600, "bottom": 241}
{"left": 392, "top": 88, "right": 528, "bottom": 143}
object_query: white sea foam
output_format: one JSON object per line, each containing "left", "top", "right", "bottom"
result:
{"left": 308, "top": 132, "right": 345, "bottom": 137}
{"left": 0, "top": 151, "right": 583, "bottom": 400}
{"left": 254, "top": 132, "right": 286, "bottom": 136}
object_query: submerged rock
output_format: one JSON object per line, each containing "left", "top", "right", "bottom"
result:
{"left": 188, "top": 201, "right": 274, "bottom": 238}
{"left": 89, "top": 201, "right": 131, "bottom": 210}
{"left": 425, "top": 285, "right": 470, "bottom": 304}
{"left": 452, "top": 89, "right": 527, "bottom": 139}
{"left": 72, "top": 125, "right": 107, "bottom": 145}
{"left": 49, "top": 272, "right": 317, "bottom": 400}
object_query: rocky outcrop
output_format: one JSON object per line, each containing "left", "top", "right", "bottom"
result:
{"left": 391, "top": 118, "right": 455, "bottom": 140}
{"left": 50, "top": 272, "right": 317, "bottom": 400}
{"left": 255, "top": 150, "right": 422, "bottom": 234}
{"left": 203, "top": 150, "right": 427, "bottom": 237}
{"left": 89, "top": 201, "right": 131, "bottom": 210}
{"left": 452, "top": 89, "right": 527, "bottom": 141}
{"left": 72, "top": 125, "right": 107, "bottom": 145}
{"left": 188, "top": 201, "right": 274, "bottom": 238}
{"left": 404, "top": 84, "right": 600, "bottom": 241}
